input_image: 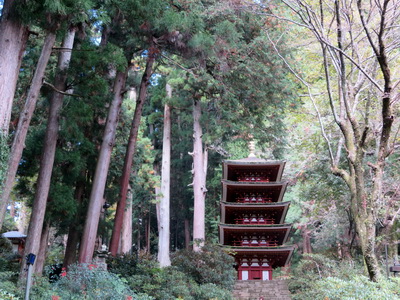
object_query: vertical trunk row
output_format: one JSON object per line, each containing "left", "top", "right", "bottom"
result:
{"left": 157, "top": 84, "right": 172, "bottom": 267}
{"left": 109, "top": 54, "right": 155, "bottom": 256}
{"left": 20, "top": 27, "right": 75, "bottom": 280}
{"left": 0, "top": 30, "right": 58, "bottom": 231}
{"left": 78, "top": 69, "right": 128, "bottom": 263}
{"left": 191, "top": 99, "right": 207, "bottom": 252}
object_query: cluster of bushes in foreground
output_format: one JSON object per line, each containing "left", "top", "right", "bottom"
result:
{"left": 0, "top": 243, "right": 235, "bottom": 300}
{"left": 3, "top": 237, "right": 400, "bottom": 300}
{"left": 288, "top": 254, "right": 400, "bottom": 300}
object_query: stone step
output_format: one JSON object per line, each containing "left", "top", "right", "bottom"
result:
{"left": 232, "top": 280, "right": 291, "bottom": 300}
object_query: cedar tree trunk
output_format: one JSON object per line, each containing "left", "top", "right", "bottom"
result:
{"left": 20, "top": 27, "right": 75, "bottom": 280}
{"left": 157, "top": 85, "right": 172, "bottom": 266}
{"left": 78, "top": 70, "right": 127, "bottom": 263}
{"left": 191, "top": 99, "right": 207, "bottom": 251}
{"left": 0, "top": 30, "right": 58, "bottom": 231}
{"left": 109, "top": 54, "right": 155, "bottom": 256}
{"left": 0, "top": 0, "right": 29, "bottom": 135}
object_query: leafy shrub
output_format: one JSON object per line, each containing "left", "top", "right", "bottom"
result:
{"left": 0, "top": 238, "right": 21, "bottom": 273}
{"left": 0, "top": 289, "right": 20, "bottom": 300}
{"left": 108, "top": 246, "right": 235, "bottom": 300}
{"left": 191, "top": 283, "right": 232, "bottom": 300}
{"left": 289, "top": 254, "right": 400, "bottom": 300}
{"left": 30, "top": 263, "right": 151, "bottom": 300}
{"left": 171, "top": 244, "right": 236, "bottom": 289}
{"left": 0, "top": 272, "right": 20, "bottom": 298}
{"left": 304, "top": 276, "right": 400, "bottom": 300}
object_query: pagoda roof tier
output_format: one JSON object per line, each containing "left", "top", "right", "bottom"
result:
{"left": 226, "top": 246, "right": 294, "bottom": 268}
{"left": 219, "top": 224, "right": 292, "bottom": 246}
{"left": 220, "top": 201, "right": 291, "bottom": 225}
{"left": 221, "top": 181, "right": 287, "bottom": 203}
{"left": 223, "top": 160, "right": 285, "bottom": 182}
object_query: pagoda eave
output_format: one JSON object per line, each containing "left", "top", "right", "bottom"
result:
{"left": 219, "top": 224, "right": 292, "bottom": 246}
{"left": 220, "top": 201, "right": 291, "bottom": 224}
{"left": 222, "top": 181, "right": 288, "bottom": 203}
{"left": 228, "top": 246, "right": 294, "bottom": 268}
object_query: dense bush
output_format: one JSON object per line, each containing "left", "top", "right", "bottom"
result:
{"left": 306, "top": 276, "right": 400, "bottom": 300}
{"left": 289, "top": 254, "right": 400, "bottom": 300}
{"left": 171, "top": 244, "right": 236, "bottom": 289}
{"left": 0, "top": 271, "right": 20, "bottom": 299}
{"left": 30, "top": 263, "right": 151, "bottom": 300}
{"left": 108, "top": 245, "right": 235, "bottom": 300}
{"left": 0, "top": 238, "right": 21, "bottom": 273}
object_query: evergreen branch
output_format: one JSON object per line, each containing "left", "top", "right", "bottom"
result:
{"left": 43, "top": 81, "right": 82, "bottom": 97}
{"left": 160, "top": 53, "right": 197, "bottom": 77}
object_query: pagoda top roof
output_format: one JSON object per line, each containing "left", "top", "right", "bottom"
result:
{"left": 223, "top": 158, "right": 285, "bottom": 165}
{"left": 221, "top": 201, "right": 291, "bottom": 208}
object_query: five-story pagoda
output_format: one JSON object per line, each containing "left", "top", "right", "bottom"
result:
{"left": 219, "top": 155, "right": 293, "bottom": 280}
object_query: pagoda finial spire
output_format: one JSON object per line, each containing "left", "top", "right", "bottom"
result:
{"left": 248, "top": 140, "right": 256, "bottom": 158}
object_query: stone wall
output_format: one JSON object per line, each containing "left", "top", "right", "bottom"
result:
{"left": 232, "top": 280, "right": 291, "bottom": 300}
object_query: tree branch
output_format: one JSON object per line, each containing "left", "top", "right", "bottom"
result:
{"left": 43, "top": 81, "right": 82, "bottom": 98}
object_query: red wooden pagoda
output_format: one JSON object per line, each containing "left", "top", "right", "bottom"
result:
{"left": 219, "top": 157, "right": 293, "bottom": 280}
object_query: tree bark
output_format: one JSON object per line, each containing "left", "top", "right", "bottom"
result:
{"left": 78, "top": 70, "right": 127, "bottom": 263}
{"left": 0, "top": 30, "right": 58, "bottom": 231}
{"left": 157, "top": 85, "right": 172, "bottom": 266}
{"left": 301, "top": 227, "right": 312, "bottom": 254}
{"left": 63, "top": 178, "right": 85, "bottom": 269}
{"left": 0, "top": 0, "right": 29, "bottom": 135}
{"left": 119, "top": 186, "right": 133, "bottom": 254}
{"left": 191, "top": 99, "right": 207, "bottom": 252}
{"left": 35, "top": 222, "right": 50, "bottom": 274}
{"left": 109, "top": 54, "right": 155, "bottom": 256}
{"left": 20, "top": 26, "right": 75, "bottom": 280}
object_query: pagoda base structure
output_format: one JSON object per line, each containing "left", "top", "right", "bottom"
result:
{"left": 219, "top": 158, "right": 293, "bottom": 281}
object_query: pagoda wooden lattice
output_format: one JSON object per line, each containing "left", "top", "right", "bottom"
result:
{"left": 219, "top": 158, "right": 293, "bottom": 280}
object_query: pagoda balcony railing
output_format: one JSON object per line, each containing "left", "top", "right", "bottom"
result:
{"left": 235, "top": 195, "right": 273, "bottom": 203}
{"left": 234, "top": 171, "right": 272, "bottom": 182}
{"left": 232, "top": 240, "right": 279, "bottom": 247}
{"left": 234, "top": 217, "right": 275, "bottom": 225}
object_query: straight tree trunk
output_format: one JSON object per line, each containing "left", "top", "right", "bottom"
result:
{"left": 63, "top": 225, "right": 80, "bottom": 269}
{"left": 20, "top": 27, "right": 75, "bottom": 280}
{"left": 157, "top": 85, "right": 172, "bottom": 266}
{"left": 78, "top": 70, "right": 128, "bottom": 263}
{"left": 0, "top": 30, "right": 58, "bottom": 231}
{"left": 191, "top": 99, "right": 207, "bottom": 252}
{"left": 109, "top": 55, "right": 155, "bottom": 256}
{"left": 0, "top": 0, "right": 29, "bottom": 135}
{"left": 119, "top": 186, "right": 133, "bottom": 254}
{"left": 301, "top": 227, "right": 312, "bottom": 254}
{"left": 35, "top": 222, "right": 50, "bottom": 274}
{"left": 63, "top": 179, "right": 85, "bottom": 269}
